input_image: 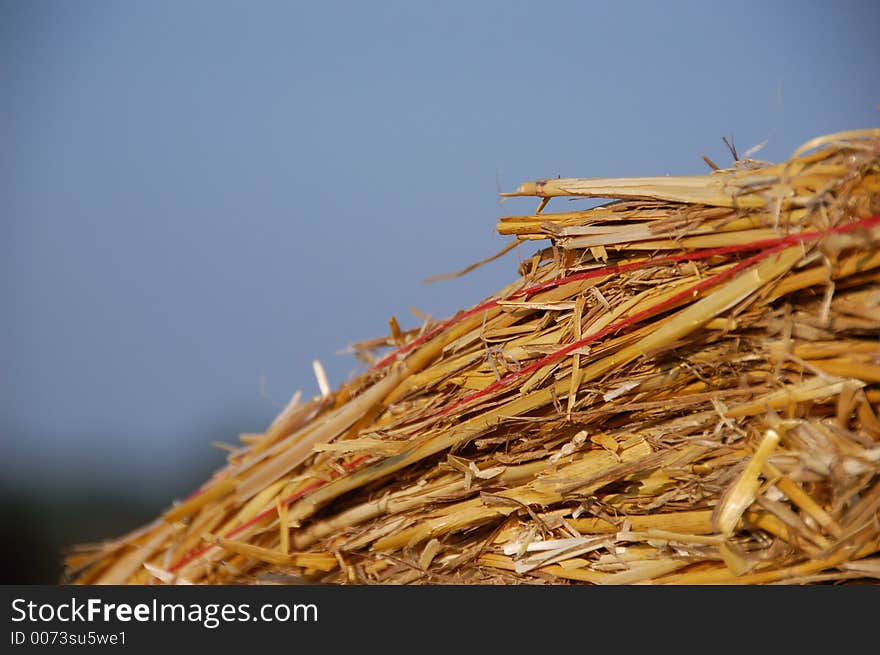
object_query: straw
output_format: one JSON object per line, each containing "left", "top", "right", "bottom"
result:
{"left": 66, "top": 128, "right": 880, "bottom": 585}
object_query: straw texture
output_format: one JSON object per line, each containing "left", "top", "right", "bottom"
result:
{"left": 67, "top": 129, "right": 880, "bottom": 585}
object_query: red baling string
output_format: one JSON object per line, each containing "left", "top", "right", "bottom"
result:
{"left": 371, "top": 214, "right": 880, "bottom": 371}
{"left": 166, "top": 454, "right": 372, "bottom": 574}
{"left": 432, "top": 213, "right": 880, "bottom": 417}
{"left": 434, "top": 246, "right": 782, "bottom": 418}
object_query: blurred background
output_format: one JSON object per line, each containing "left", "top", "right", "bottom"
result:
{"left": 2, "top": 0, "right": 878, "bottom": 583}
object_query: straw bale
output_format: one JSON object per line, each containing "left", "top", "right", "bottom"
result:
{"left": 66, "top": 128, "right": 880, "bottom": 584}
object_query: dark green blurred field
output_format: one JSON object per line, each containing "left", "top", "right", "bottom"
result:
{"left": 1, "top": 490, "right": 154, "bottom": 583}
{"left": 0, "top": 462, "right": 220, "bottom": 584}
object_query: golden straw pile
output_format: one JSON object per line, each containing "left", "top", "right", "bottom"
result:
{"left": 68, "top": 128, "right": 880, "bottom": 585}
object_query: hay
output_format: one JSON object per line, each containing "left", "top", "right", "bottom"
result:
{"left": 66, "top": 128, "right": 880, "bottom": 585}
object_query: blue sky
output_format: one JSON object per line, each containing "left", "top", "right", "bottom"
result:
{"left": 2, "top": 0, "right": 878, "bottom": 496}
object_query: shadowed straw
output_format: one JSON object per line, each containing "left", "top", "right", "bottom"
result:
{"left": 67, "top": 128, "right": 880, "bottom": 585}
